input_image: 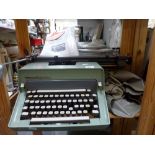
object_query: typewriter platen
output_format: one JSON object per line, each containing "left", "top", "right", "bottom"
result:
{"left": 9, "top": 62, "right": 110, "bottom": 130}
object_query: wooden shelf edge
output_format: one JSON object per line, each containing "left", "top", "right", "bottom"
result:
{"left": 109, "top": 112, "right": 140, "bottom": 119}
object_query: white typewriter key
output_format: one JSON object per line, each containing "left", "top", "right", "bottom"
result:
{"left": 31, "top": 111, "right": 36, "bottom": 115}
{"left": 66, "top": 111, "right": 70, "bottom": 115}
{"left": 57, "top": 100, "right": 61, "bottom": 103}
{"left": 28, "top": 95, "right": 33, "bottom": 98}
{"left": 83, "top": 99, "right": 88, "bottom": 103}
{"left": 30, "top": 106, "right": 34, "bottom": 109}
{"left": 70, "top": 94, "right": 74, "bottom": 97}
{"left": 74, "top": 104, "right": 79, "bottom": 109}
{"left": 54, "top": 111, "right": 59, "bottom": 115}
{"left": 92, "top": 94, "right": 97, "bottom": 97}
{"left": 78, "top": 99, "right": 82, "bottom": 103}
{"left": 35, "top": 100, "right": 39, "bottom": 104}
{"left": 58, "top": 105, "right": 62, "bottom": 109}
{"left": 69, "top": 107, "right": 73, "bottom": 111}
{"left": 50, "top": 94, "right": 54, "bottom": 98}
{"left": 46, "top": 105, "right": 51, "bottom": 109}
{"left": 89, "top": 99, "right": 94, "bottom": 102}
{"left": 41, "top": 106, "right": 45, "bottom": 109}
{"left": 35, "top": 106, "right": 40, "bottom": 109}
{"left": 67, "top": 99, "right": 72, "bottom": 103}
{"left": 86, "top": 94, "right": 90, "bottom": 97}
{"left": 63, "top": 105, "right": 67, "bottom": 109}
{"left": 72, "top": 111, "right": 76, "bottom": 115}
{"left": 30, "top": 100, "right": 34, "bottom": 104}
{"left": 48, "top": 111, "right": 53, "bottom": 115}
{"left": 51, "top": 100, "right": 56, "bottom": 103}
{"left": 27, "top": 90, "right": 31, "bottom": 94}
{"left": 46, "top": 100, "right": 50, "bottom": 104}
{"left": 77, "top": 110, "right": 82, "bottom": 114}
{"left": 60, "top": 94, "right": 64, "bottom": 98}
{"left": 93, "top": 105, "right": 99, "bottom": 108}
{"left": 60, "top": 111, "right": 65, "bottom": 115}
{"left": 39, "top": 95, "right": 43, "bottom": 98}
{"left": 55, "top": 94, "right": 59, "bottom": 98}
{"left": 81, "top": 94, "right": 85, "bottom": 97}
{"left": 73, "top": 99, "right": 77, "bottom": 103}
{"left": 43, "top": 111, "right": 48, "bottom": 115}
{"left": 23, "top": 106, "right": 28, "bottom": 110}
{"left": 83, "top": 110, "right": 88, "bottom": 114}
{"left": 32, "top": 90, "right": 36, "bottom": 94}
{"left": 22, "top": 112, "right": 29, "bottom": 116}
{"left": 76, "top": 94, "right": 80, "bottom": 97}
{"left": 33, "top": 95, "right": 38, "bottom": 98}
{"left": 44, "top": 95, "right": 48, "bottom": 98}
{"left": 86, "top": 104, "right": 91, "bottom": 108}
{"left": 65, "top": 94, "right": 69, "bottom": 97}
{"left": 80, "top": 104, "right": 84, "bottom": 108}
{"left": 62, "top": 99, "right": 66, "bottom": 103}
{"left": 37, "top": 111, "right": 42, "bottom": 115}
{"left": 87, "top": 89, "right": 91, "bottom": 92}
{"left": 92, "top": 110, "right": 99, "bottom": 114}
{"left": 52, "top": 105, "right": 56, "bottom": 109}
{"left": 40, "top": 100, "right": 45, "bottom": 104}
{"left": 25, "top": 100, "right": 29, "bottom": 103}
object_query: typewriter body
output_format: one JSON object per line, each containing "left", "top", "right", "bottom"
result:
{"left": 9, "top": 62, "right": 110, "bottom": 131}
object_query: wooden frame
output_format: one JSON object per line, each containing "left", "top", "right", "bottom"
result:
{"left": 0, "top": 19, "right": 153, "bottom": 135}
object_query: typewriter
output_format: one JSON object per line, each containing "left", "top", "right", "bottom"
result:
{"left": 9, "top": 62, "right": 110, "bottom": 131}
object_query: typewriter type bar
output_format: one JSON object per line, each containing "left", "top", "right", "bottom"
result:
{"left": 30, "top": 116, "right": 90, "bottom": 125}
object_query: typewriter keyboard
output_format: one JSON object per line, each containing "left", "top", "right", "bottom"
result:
{"left": 21, "top": 89, "right": 100, "bottom": 124}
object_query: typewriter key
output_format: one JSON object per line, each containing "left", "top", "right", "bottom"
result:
{"left": 30, "top": 100, "right": 34, "bottom": 104}
{"left": 60, "top": 111, "right": 65, "bottom": 115}
{"left": 44, "top": 95, "right": 48, "bottom": 98}
{"left": 74, "top": 104, "right": 79, "bottom": 109}
{"left": 21, "top": 112, "right": 29, "bottom": 119}
{"left": 65, "top": 94, "right": 69, "bottom": 97}
{"left": 32, "top": 90, "right": 36, "bottom": 94}
{"left": 35, "top": 106, "right": 40, "bottom": 110}
{"left": 50, "top": 94, "right": 54, "bottom": 98}
{"left": 62, "top": 99, "right": 67, "bottom": 103}
{"left": 86, "top": 104, "right": 91, "bottom": 108}
{"left": 51, "top": 100, "right": 56, "bottom": 104}
{"left": 31, "top": 111, "right": 36, "bottom": 116}
{"left": 48, "top": 111, "right": 53, "bottom": 115}
{"left": 60, "top": 94, "right": 64, "bottom": 98}
{"left": 43, "top": 111, "right": 48, "bottom": 116}
{"left": 39, "top": 95, "right": 43, "bottom": 98}
{"left": 77, "top": 110, "right": 82, "bottom": 114}
{"left": 58, "top": 105, "right": 62, "bottom": 109}
{"left": 57, "top": 100, "right": 61, "bottom": 103}
{"left": 37, "top": 111, "right": 42, "bottom": 116}
{"left": 52, "top": 105, "right": 56, "bottom": 109}
{"left": 87, "top": 89, "right": 91, "bottom": 92}
{"left": 35, "top": 100, "right": 40, "bottom": 104}
{"left": 69, "top": 107, "right": 73, "bottom": 111}
{"left": 80, "top": 104, "right": 84, "bottom": 108}
{"left": 78, "top": 99, "right": 82, "bottom": 103}
{"left": 83, "top": 110, "right": 88, "bottom": 114}
{"left": 41, "top": 106, "right": 46, "bottom": 110}
{"left": 83, "top": 99, "right": 88, "bottom": 103}
{"left": 46, "top": 105, "right": 51, "bottom": 109}
{"left": 63, "top": 105, "right": 67, "bottom": 109}
{"left": 67, "top": 99, "right": 72, "bottom": 103}
{"left": 76, "top": 94, "right": 80, "bottom": 97}
{"left": 54, "top": 111, "right": 59, "bottom": 115}
{"left": 40, "top": 100, "right": 45, "bottom": 104}
{"left": 92, "top": 94, "right": 97, "bottom": 97}
{"left": 92, "top": 110, "right": 99, "bottom": 115}
{"left": 73, "top": 99, "right": 77, "bottom": 103}
{"left": 34, "top": 95, "right": 38, "bottom": 98}
{"left": 25, "top": 100, "right": 29, "bottom": 104}
{"left": 66, "top": 111, "right": 70, "bottom": 115}
{"left": 89, "top": 99, "right": 94, "bottom": 103}
{"left": 46, "top": 100, "right": 50, "bottom": 104}
{"left": 81, "top": 94, "right": 85, "bottom": 97}
{"left": 30, "top": 106, "right": 34, "bottom": 110}
{"left": 55, "top": 94, "right": 59, "bottom": 98}
{"left": 27, "top": 90, "right": 31, "bottom": 94}
{"left": 70, "top": 94, "right": 74, "bottom": 97}
{"left": 86, "top": 94, "right": 90, "bottom": 97}
{"left": 28, "top": 95, "right": 33, "bottom": 98}
{"left": 23, "top": 106, "right": 28, "bottom": 110}
{"left": 72, "top": 111, "right": 76, "bottom": 115}
{"left": 93, "top": 105, "right": 99, "bottom": 109}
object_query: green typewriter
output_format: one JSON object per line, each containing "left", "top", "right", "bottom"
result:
{"left": 9, "top": 61, "right": 110, "bottom": 131}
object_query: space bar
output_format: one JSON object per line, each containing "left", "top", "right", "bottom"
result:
{"left": 30, "top": 116, "right": 90, "bottom": 125}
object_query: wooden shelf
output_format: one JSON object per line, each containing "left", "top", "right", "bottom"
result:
{"left": 109, "top": 112, "right": 140, "bottom": 119}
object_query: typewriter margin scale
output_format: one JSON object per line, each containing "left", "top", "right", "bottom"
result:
{"left": 8, "top": 62, "right": 110, "bottom": 131}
